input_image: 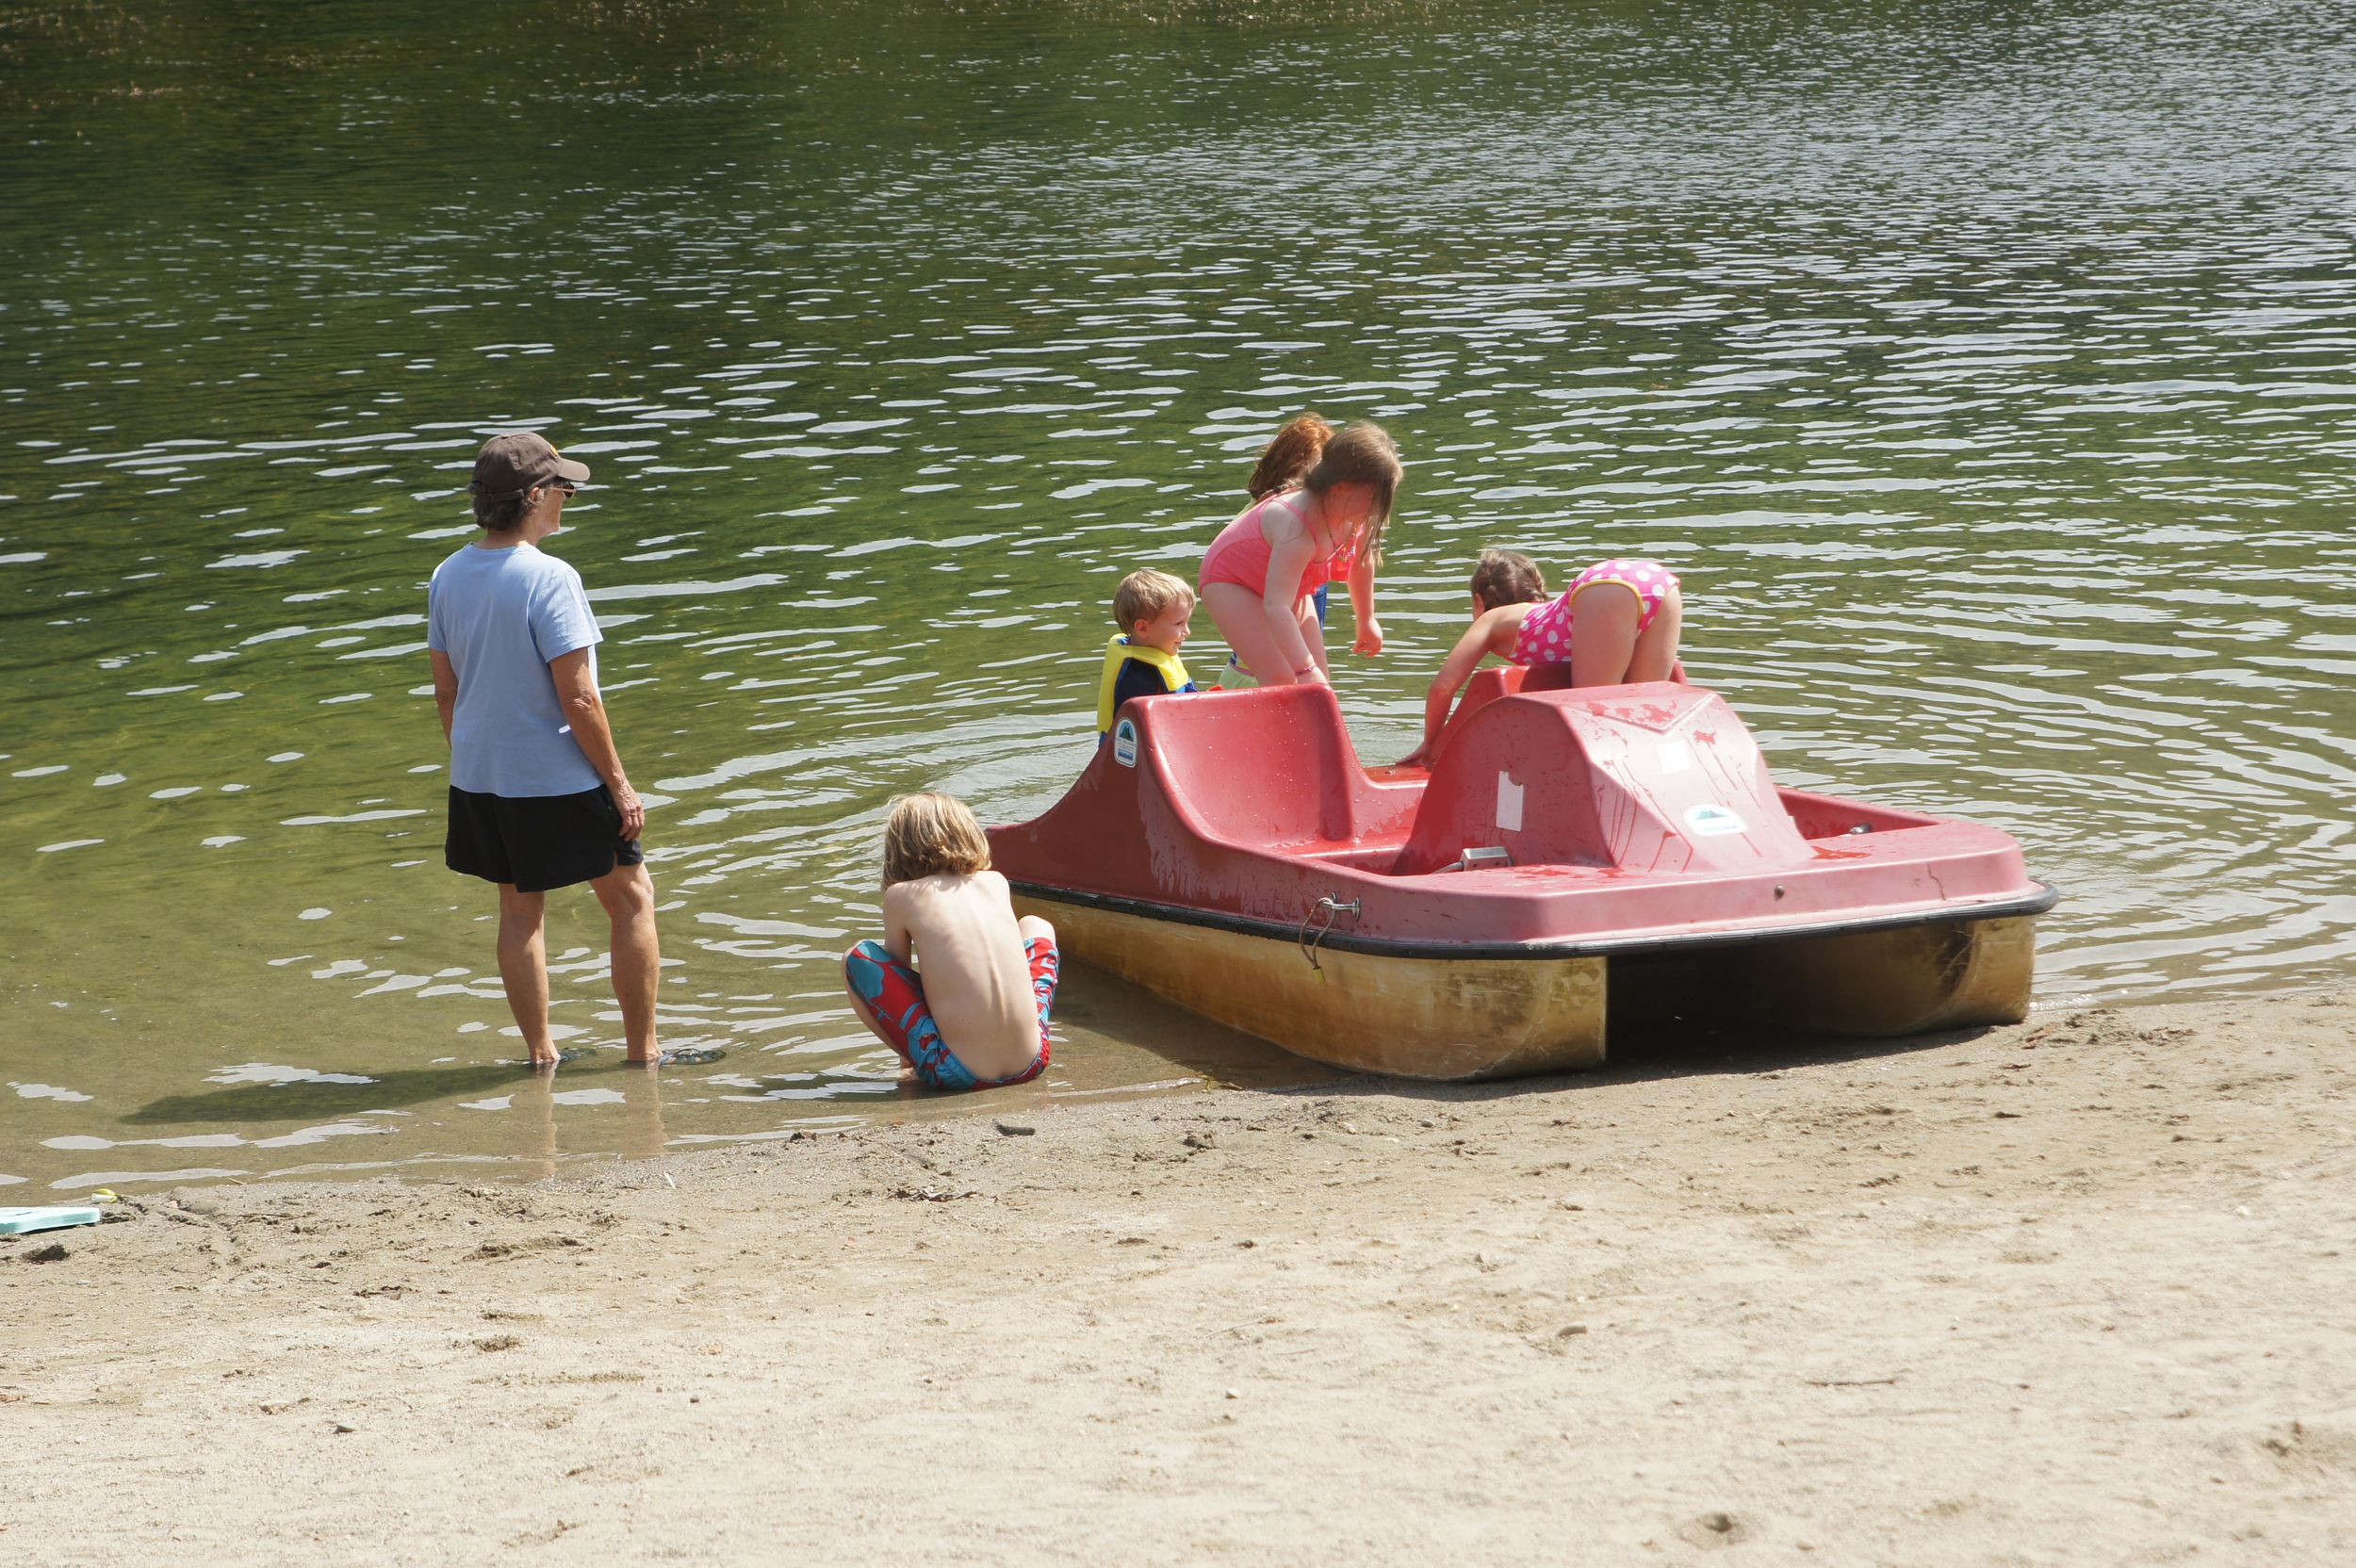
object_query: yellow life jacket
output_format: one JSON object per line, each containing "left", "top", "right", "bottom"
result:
{"left": 1096, "top": 634, "right": 1194, "bottom": 733}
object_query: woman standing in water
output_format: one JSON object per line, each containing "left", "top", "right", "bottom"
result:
{"left": 1198, "top": 418, "right": 1400, "bottom": 686}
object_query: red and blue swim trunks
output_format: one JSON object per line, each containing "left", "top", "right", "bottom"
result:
{"left": 843, "top": 937, "right": 1057, "bottom": 1091}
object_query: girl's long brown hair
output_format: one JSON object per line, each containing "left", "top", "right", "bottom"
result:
{"left": 1298, "top": 420, "right": 1402, "bottom": 568}
{"left": 1470, "top": 549, "right": 1546, "bottom": 611}
{"left": 1247, "top": 414, "right": 1333, "bottom": 500}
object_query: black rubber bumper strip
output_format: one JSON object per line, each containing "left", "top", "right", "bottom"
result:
{"left": 1004, "top": 879, "right": 2063, "bottom": 963}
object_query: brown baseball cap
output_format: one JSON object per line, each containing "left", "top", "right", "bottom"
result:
{"left": 470, "top": 431, "right": 590, "bottom": 497}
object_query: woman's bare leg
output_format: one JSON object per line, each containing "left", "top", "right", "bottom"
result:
{"left": 590, "top": 860, "right": 661, "bottom": 1063}
{"left": 495, "top": 884, "right": 556, "bottom": 1066}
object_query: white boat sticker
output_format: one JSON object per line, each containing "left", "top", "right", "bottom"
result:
{"left": 1111, "top": 718, "right": 1138, "bottom": 768}
{"left": 1497, "top": 772, "right": 1524, "bottom": 833}
{"left": 1685, "top": 803, "right": 1745, "bottom": 838}
{"left": 1658, "top": 740, "right": 1692, "bottom": 775}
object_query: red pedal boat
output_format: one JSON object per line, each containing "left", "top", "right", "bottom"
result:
{"left": 988, "top": 668, "right": 2057, "bottom": 1081}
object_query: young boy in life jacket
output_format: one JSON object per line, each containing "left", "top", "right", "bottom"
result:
{"left": 1098, "top": 568, "right": 1200, "bottom": 739}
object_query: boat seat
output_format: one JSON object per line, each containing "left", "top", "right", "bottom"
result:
{"left": 1143, "top": 682, "right": 1367, "bottom": 847}
{"left": 1393, "top": 681, "right": 1808, "bottom": 878}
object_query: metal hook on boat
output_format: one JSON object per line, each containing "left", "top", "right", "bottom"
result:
{"left": 1298, "top": 895, "right": 1363, "bottom": 973}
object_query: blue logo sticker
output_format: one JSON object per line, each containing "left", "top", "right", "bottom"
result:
{"left": 1685, "top": 803, "right": 1745, "bottom": 838}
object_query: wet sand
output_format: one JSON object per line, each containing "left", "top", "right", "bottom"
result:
{"left": 7, "top": 993, "right": 2353, "bottom": 1565}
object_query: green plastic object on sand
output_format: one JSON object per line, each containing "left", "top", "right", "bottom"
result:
{"left": 0, "top": 1206, "right": 102, "bottom": 1236}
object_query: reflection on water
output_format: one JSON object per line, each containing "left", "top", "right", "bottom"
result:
{"left": 503, "top": 1068, "right": 669, "bottom": 1183}
{"left": 2, "top": 0, "right": 2352, "bottom": 1187}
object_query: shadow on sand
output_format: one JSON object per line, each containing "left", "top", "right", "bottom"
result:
{"left": 120, "top": 1054, "right": 656, "bottom": 1126}
{"left": 1045, "top": 961, "right": 1345, "bottom": 1092}
{"left": 1258, "top": 1016, "right": 2013, "bottom": 1108}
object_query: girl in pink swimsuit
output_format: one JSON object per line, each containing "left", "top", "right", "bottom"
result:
{"left": 1198, "top": 419, "right": 1402, "bottom": 688}
{"left": 1398, "top": 548, "right": 1685, "bottom": 767}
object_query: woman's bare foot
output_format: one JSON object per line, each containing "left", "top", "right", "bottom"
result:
{"left": 627, "top": 1047, "right": 721, "bottom": 1067}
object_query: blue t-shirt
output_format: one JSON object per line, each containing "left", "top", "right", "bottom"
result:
{"left": 426, "top": 542, "right": 604, "bottom": 798}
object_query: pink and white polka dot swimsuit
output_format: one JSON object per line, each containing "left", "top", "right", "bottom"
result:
{"left": 1510, "top": 558, "right": 1679, "bottom": 666}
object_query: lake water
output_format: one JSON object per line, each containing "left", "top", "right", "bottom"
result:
{"left": 4, "top": 0, "right": 2352, "bottom": 1192}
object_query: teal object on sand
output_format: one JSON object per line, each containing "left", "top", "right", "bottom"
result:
{"left": 0, "top": 1206, "right": 102, "bottom": 1236}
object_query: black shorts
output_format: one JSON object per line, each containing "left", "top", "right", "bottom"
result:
{"left": 445, "top": 784, "right": 644, "bottom": 894}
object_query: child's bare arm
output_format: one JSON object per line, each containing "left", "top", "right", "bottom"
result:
{"left": 1403, "top": 609, "right": 1518, "bottom": 766}
{"left": 1347, "top": 552, "right": 1381, "bottom": 657}
{"left": 882, "top": 884, "right": 917, "bottom": 965}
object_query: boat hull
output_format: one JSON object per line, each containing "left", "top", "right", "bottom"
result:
{"left": 1723, "top": 913, "right": 2037, "bottom": 1036}
{"left": 1612, "top": 913, "right": 2038, "bottom": 1037}
{"left": 1015, "top": 892, "right": 1607, "bottom": 1081}
{"left": 1023, "top": 890, "right": 2038, "bottom": 1081}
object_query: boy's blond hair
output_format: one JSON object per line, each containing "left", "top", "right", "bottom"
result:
{"left": 1114, "top": 568, "right": 1194, "bottom": 633}
{"left": 882, "top": 792, "right": 991, "bottom": 888}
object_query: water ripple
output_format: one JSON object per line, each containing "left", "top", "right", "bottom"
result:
{"left": 2, "top": 0, "right": 2352, "bottom": 1184}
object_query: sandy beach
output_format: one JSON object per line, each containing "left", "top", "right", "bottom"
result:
{"left": 6, "top": 992, "right": 2352, "bottom": 1566}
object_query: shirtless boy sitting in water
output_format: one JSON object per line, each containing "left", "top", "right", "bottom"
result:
{"left": 843, "top": 792, "right": 1059, "bottom": 1091}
